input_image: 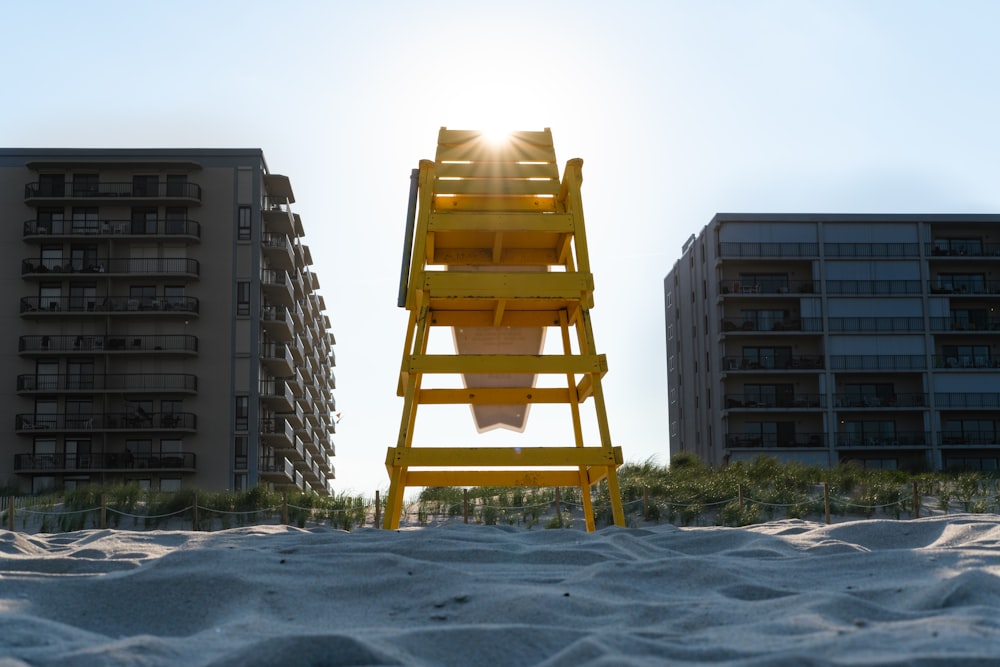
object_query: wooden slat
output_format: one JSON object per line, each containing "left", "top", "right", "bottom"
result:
{"left": 431, "top": 248, "right": 562, "bottom": 266}
{"left": 417, "top": 387, "right": 573, "bottom": 404}
{"left": 428, "top": 212, "right": 574, "bottom": 233}
{"left": 402, "top": 470, "right": 591, "bottom": 488}
{"left": 437, "top": 129, "right": 554, "bottom": 146}
{"left": 422, "top": 271, "right": 593, "bottom": 298}
{"left": 386, "top": 446, "right": 623, "bottom": 468}
{"left": 436, "top": 162, "right": 559, "bottom": 179}
{"left": 428, "top": 311, "right": 565, "bottom": 328}
{"left": 434, "top": 179, "right": 561, "bottom": 196}
{"left": 406, "top": 353, "right": 607, "bottom": 375}
{"left": 432, "top": 194, "right": 559, "bottom": 212}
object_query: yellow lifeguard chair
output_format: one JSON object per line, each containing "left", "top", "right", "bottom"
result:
{"left": 384, "top": 128, "right": 625, "bottom": 531}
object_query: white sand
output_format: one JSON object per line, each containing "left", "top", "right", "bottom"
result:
{"left": 2, "top": 516, "right": 1000, "bottom": 666}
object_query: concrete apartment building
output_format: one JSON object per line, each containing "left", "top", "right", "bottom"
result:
{"left": 665, "top": 213, "right": 1000, "bottom": 473}
{"left": 0, "top": 149, "right": 336, "bottom": 495}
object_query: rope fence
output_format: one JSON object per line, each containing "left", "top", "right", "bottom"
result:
{"left": 2, "top": 481, "right": 998, "bottom": 534}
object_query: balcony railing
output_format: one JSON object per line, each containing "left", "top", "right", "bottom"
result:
{"left": 25, "top": 181, "right": 201, "bottom": 201}
{"left": 23, "top": 218, "right": 200, "bottom": 238}
{"left": 827, "top": 317, "right": 926, "bottom": 333}
{"left": 935, "top": 355, "right": 998, "bottom": 369}
{"left": 723, "top": 355, "right": 824, "bottom": 370}
{"left": 718, "top": 242, "right": 818, "bottom": 258}
{"left": 725, "top": 432, "right": 826, "bottom": 448}
{"left": 928, "top": 242, "right": 1000, "bottom": 257}
{"left": 836, "top": 432, "right": 929, "bottom": 447}
{"left": 21, "top": 296, "right": 200, "bottom": 315}
{"left": 19, "top": 334, "right": 198, "bottom": 354}
{"left": 16, "top": 412, "right": 196, "bottom": 431}
{"left": 940, "top": 431, "right": 1000, "bottom": 446}
{"left": 828, "top": 355, "right": 926, "bottom": 370}
{"left": 14, "top": 452, "right": 196, "bottom": 472}
{"left": 929, "top": 316, "right": 1000, "bottom": 331}
{"left": 21, "top": 257, "right": 199, "bottom": 277}
{"left": 929, "top": 280, "right": 1000, "bottom": 295}
{"left": 935, "top": 393, "right": 1000, "bottom": 408}
{"left": 725, "top": 394, "right": 823, "bottom": 409}
{"left": 832, "top": 393, "right": 926, "bottom": 408}
{"left": 825, "top": 280, "right": 922, "bottom": 295}
{"left": 259, "top": 456, "right": 295, "bottom": 482}
{"left": 720, "top": 279, "right": 816, "bottom": 295}
{"left": 824, "top": 242, "right": 921, "bottom": 258}
{"left": 722, "top": 317, "right": 822, "bottom": 332}
{"left": 16, "top": 374, "right": 197, "bottom": 393}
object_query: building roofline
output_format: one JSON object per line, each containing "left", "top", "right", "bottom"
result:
{"left": 710, "top": 212, "right": 1000, "bottom": 224}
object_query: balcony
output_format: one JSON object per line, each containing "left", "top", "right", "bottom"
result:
{"left": 828, "top": 355, "right": 926, "bottom": 371}
{"left": 835, "top": 432, "right": 929, "bottom": 448}
{"left": 16, "top": 412, "right": 196, "bottom": 433}
{"left": 14, "top": 451, "right": 196, "bottom": 473}
{"left": 262, "top": 305, "right": 294, "bottom": 341}
{"left": 935, "top": 393, "right": 1000, "bottom": 408}
{"left": 724, "top": 393, "right": 823, "bottom": 409}
{"left": 21, "top": 296, "right": 201, "bottom": 317}
{"left": 929, "top": 279, "right": 1000, "bottom": 295}
{"left": 833, "top": 393, "right": 927, "bottom": 408}
{"left": 21, "top": 257, "right": 199, "bottom": 279}
{"left": 723, "top": 355, "right": 824, "bottom": 371}
{"left": 261, "top": 270, "right": 294, "bottom": 306}
{"left": 722, "top": 317, "right": 822, "bottom": 333}
{"left": 261, "top": 342, "right": 294, "bottom": 378}
{"left": 16, "top": 374, "right": 198, "bottom": 394}
{"left": 262, "top": 233, "right": 295, "bottom": 271}
{"left": 725, "top": 432, "right": 826, "bottom": 448}
{"left": 928, "top": 241, "right": 1000, "bottom": 257}
{"left": 19, "top": 334, "right": 198, "bottom": 355}
{"left": 260, "top": 379, "right": 294, "bottom": 412}
{"left": 929, "top": 316, "right": 1000, "bottom": 331}
{"left": 259, "top": 456, "right": 295, "bottom": 484}
{"left": 940, "top": 432, "right": 1000, "bottom": 446}
{"left": 823, "top": 242, "right": 921, "bottom": 258}
{"left": 935, "top": 355, "right": 999, "bottom": 369}
{"left": 720, "top": 279, "right": 816, "bottom": 295}
{"left": 23, "top": 218, "right": 200, "bottom": 240}
{"left": 24, "top": 181, "right": 201, "bottom": 203}
{"left": 718, "top": 242, "right": 819, "bottom": 258}
{"left": 260, "top": 418, "right": 294, "bottom": 448}
{"left": 825, "top": 280, "right": 922, "bottom": 296}
{"left": 827, "top": 317, "right": 926, "bottom": 333}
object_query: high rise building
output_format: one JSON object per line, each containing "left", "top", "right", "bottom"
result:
{"left": 0, "top": 149, "right": 336, "bottom": 494}
{"left": 665, "top": 213, "right": 1000, "bottom": 472}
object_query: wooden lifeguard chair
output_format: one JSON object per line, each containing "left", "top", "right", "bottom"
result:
{"left": 384, "top": 128, "right": 625, "bottom": 531}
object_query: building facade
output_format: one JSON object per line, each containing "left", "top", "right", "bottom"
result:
{"left": 665, "top": 213, "right": 1000, "bottom": 472}
{"left": 0, "top": 149, "right": 336, "bottom": 494}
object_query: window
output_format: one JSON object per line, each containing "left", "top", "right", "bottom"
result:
{"left": 164, "top": 285, "right": 186, "bottom": 309}
{"left": 65, "top": 399, "right": 94, "bottom": 429}
{"left": 65, "top": 439, "right": 92, "bottom": 469}
{"left": 843, "top": 383, "right": 894, "bottom": 407}
{"left": 238, "top": 206, "right": 251, "bottom": 241}
{"left": 40, "top": 245, "right": 64, "bottom": 271}
{"left": 165, "top": 175, "right": 186, "bottom": 197}
{"left": 66, "top": 359, "right": 95, "bottom": 390}
{"left": 38, "top": 174, "right": 65, "bottom": 197}
{"left": 741, "top": 346, "right": 792, "bottom": 369}
{"left": 743, "top": 421, "right": 796, "bottom": 447}
{"left": 71, "top": 207, "right": 99, "bottom": 234}
{"left": 35, "top": 361, "right": 59, "bottom": 391}
{"left": 126, "top": 439, "right": 153, "bottom": 466}
{"left": 165, "top": 207, "right": 187, "bottom": 234}
{"left": 132, "top": 175, "right": 158, "bottom": 197}
{"left": 34, "top": 400, "right": 58, "bottom": 429}
{"left": 936, "top": 273, "right": 986, "bottom": 294}
{"left": 237, "top": 281, "right": 250, "bottom": 316}
{"left": 236, "top": 395, "right": 249, "bottom": 431}
{"left": 738, "top": 273, "right": 789, "bottom": 294}
{"left": 72, "top": 173, "right": 98, "bottom": 196}
{"left": 39, "top": 284, "right": 62, "bottom": 311}
{"left": 37, "top": 208, "right": 64, "bottom": 234}
{"left": 131, "top": 207, "right": 158, "bottom": 234}
{"left": 942, "top": 345, "right": 990, "bottom": 368}
{"left": 69, "top": 284, "right": 98, "bottom": 312}
{"left": 234, "top": 436, "right": 248, "bottom": 470}
{"left": 160, "top": 479, "right": 182, "bottom": 492}
{"left": 942, "top": 420, "right": 995, "bottom": 445}
{"left": 129, "top": 285, "right": 156, "bottom": 310}
{"left": 743, "top": 383, "right": 794, "bottom": 408}
{"left": 69, "top": 244, "right": 98, "bottom": 271}
{"left": 841, "top": 420, "right": 896, "bottom": 446}
{"left": 950, "top": 309, "right": 988, "bottom": 331}
{"left": 234, "top": 473, "right": 248, "bottom": 491}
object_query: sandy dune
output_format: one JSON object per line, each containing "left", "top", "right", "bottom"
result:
{"left": 2, "top": 516, "right": 1000, "bottom": 666}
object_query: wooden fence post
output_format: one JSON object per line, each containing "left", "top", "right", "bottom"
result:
{"left": 555, "top": 487, "right": 561, "bottom": 518}
{"left": 100, "top": 494, "right": 107, "bottom": 530}
{"left": 281, "top": 492, "right": 289, "bottom": 525}
{"left": 374, "top": 490, "right": 381, "bottom": 528}
{"left": 192, "top": 492, "right": 199, "bottom": 531}
{"left": 823, "top": 483, "right": 831, "bottom": 525}
{"left": 643, "top": 487, "right": 649, "bottom": 517}
{"left": 463, "top": 489, "right": 469, "bottom": 524}
{"left": 912, "top": 481, "right": 920, "bottom": 518}
{"left": 738, "top": 484, "right": 744, "bottom": 513}
{"left": 7, "top": 496, "right": 14, "bottom": 532}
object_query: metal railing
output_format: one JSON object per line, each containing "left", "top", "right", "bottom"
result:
{"left": 23, "top": 218, "right": 200, "bottom": 238}
{"left": 725, "top": 432, "right": 826, "bottom": 448}
{"left": 16, "top": 373, "right": 197, "bottom": 392}
{"left": 722, "top": 317, "right": 822, "bottom": 332}
{"left": 825, "top": 279, "right": 922, "bottom": 295}
{"left": 19, "top": 334, "right": 198, "bottom": 354}
{"left": 828, "top": 317, "right": 926, "bottom": 333}
{"left": 14, "top": 452, "right": 196, "bottom": 472}
{"left": 24, "top": 181, "right": 201, "bottom": 200}
{"left": 15, "top": 412, "right": 197, "bottom": 431}
{"left": 21, "top": 257, "right": 199, "bottom": 276}
{"left": 723, "top": 355, "right": 824, "bottom": 370}
{"left": 724, "top": 393, "right": 823, "bottom": 409}
{"left": 824, "top": 242, "right": 921, "bottom": 257}
{"left": 20, "top": 296, "right": 199, "bottom": 315}
{"left": 829, "top": 355, "right": 926, "bottom": 370}
{"left": 718, "top": 242, "right": 819, "bottom": 257}
{"left": 833, "top": 393, "right": 927, "bottom": 408}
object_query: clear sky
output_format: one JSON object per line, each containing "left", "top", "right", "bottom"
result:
{"left": 5, "top": 1, "right": 1000, "bottom": 495}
